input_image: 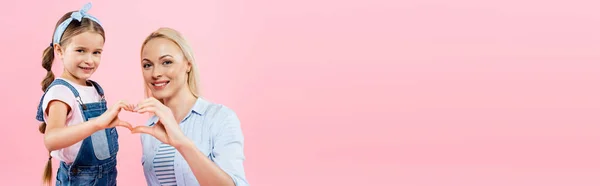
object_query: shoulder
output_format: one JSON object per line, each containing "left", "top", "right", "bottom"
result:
{"left": 42, "top": 84, "right": 76, "bottom": 107}
{"left": 202, "top": 99, "right": 238, "bottom": 120}
{"left": 187, "top": 98, "right": 241, "bottom": 134}
{"left": 200, "top": 101, "right": 242, "bottom": 136}
{"left": 44, "top": 84, "right": 73, "bottom": 95}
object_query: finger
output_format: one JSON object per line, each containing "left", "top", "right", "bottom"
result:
{"left": 111, "top": 101, "right": 128, "bottom": 112}
{"left": 136, "top": 99, "right": 163, "bottom": 112}
{"left": 134, "top": 100, "right": 155, "bottom": 112}
{"left": 139, "top": 98, "right": 156, "bottom": 105}
{"left": 136, "top": 107, "right": 156, "bottom": 114}
{"left": 114, "top": 100, "right": 126, "bottom": 107}
{"left": 116, "top": 120, "right": 133, "bottom": 130}
{"left": 119, "top": 101, "right": 130, "bottom": 107}
{"left": 116, "top": 103, "right": 126, "bottom": 111}
{"left": 131, "top": 126, "right": 153, "bottom": 134}
{"left": 119, "top": 101, "right": 132, "bottom": 111}
{"left": 147, "top": 97, "right": 159, "bottom": 103}
{"left": 122, "top": 103, "right": 135, "bottom": 112}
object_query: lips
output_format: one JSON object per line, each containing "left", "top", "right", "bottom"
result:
{"left": 151, "top": 80, "right": 170, "bottom": 89}
{"left": 79, "top": 67, "right": 94, "bottom": 70}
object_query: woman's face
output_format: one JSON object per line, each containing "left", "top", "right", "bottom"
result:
{"left": 141, "top": 38, "right": 191, "bottom": 100}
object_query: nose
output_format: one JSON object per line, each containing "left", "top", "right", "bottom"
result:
{"left": 151, "top": 67, "right": 163, "bottom": 79}
{"left": 83, "top": 53, "right": 94, "bottom": 64}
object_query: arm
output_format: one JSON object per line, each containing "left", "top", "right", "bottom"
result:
{"left": 178, "top": 113, "right": 248, "bottom": 186}
{"left": 43, "top": 100, "right": 101, "bottom": 151}
{"left": 177, "top": 139, "right": 236, "bottom": 186}
{"left": 44, "top": 100, "right": 131, "bottom": 151}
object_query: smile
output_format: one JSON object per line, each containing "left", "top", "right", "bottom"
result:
{"left": 79, "top": 67, "right": 94, "bottom": 70}
{"left": 151, "top": 81, "right": 170, "bottom": 88}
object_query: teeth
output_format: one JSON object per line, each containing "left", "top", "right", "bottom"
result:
{"left": 154, "top": 83, "right": 167, "bottom": 87}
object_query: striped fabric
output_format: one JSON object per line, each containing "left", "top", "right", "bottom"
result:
{"left": 154, "top": 143, "right": 177, "bottom": 186}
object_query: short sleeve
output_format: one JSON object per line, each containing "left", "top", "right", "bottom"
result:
{"left": 41, "top": 85, "right": 76, "bottom": 123}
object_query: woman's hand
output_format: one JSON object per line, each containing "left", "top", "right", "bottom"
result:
{"left": 131, "top": 97, "right": 191, "bottom": 149}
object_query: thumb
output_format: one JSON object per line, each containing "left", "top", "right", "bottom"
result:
{"left": 131, "top": 126, "right": 153, "bottom": 135}
{"left": 116, "top": 120, "right": 133, "bottom": 130}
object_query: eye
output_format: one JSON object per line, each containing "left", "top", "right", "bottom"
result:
{"left": 163, "top": 60, "right": 173, "bottom": 65}
{"left": 93, "top": 51, "right": 102, "bottom": 55}
{"left": 76, "top": 49, "right": 84, "bottom": 53}
{"left": 143, "top": 63, "right": 152, "bottom": 69}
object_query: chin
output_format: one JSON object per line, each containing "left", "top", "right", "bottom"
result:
{"left": 75, "top": 74, "right": 92, "bottom": 81}
{"left": 76, "top": 71, "right": 94, "bottom": 77}
{"left": 151, "top": 91, "right": 169, "bottom": 100}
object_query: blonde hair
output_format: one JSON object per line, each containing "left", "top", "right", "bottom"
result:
{"left": 140, "top": 27, "right": 201, "bottom": 99}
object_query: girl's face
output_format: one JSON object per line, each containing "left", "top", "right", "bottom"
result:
{"left": 56, "top": 31, "right": 104, "bottom": 85}
{"left": 140, "top": 37, "right": 191, "bottom": 100}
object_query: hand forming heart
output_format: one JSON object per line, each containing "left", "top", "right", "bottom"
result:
{"left": 105, "top": 98, "right": 191, "bottom": 149}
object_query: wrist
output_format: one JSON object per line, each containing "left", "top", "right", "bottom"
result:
{"left": 89, "top": 118, "right": 103, "bottom": 131}
{"left": 175, "top": 138, "right": 195, "bottom": 151}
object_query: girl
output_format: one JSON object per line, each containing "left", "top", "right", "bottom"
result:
{"left": 132, "top": 28, "right": 250, "bottom": 186}
{"left": 35, "top": 3, "right": 131, "bottom": 186}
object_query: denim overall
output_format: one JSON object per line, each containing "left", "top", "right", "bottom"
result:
{"left": 36, "top": 79, "right": 119, "bottom": 186}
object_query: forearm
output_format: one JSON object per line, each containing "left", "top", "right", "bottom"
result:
{"left": 44, "top": 120, "right": 101, "bottom": 151}
{"left": 177, "top": 139, "right": 235, "bottom": 186}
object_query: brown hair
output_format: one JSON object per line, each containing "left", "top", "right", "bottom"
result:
{"left": 40, "top": 11, "right": 105, "bottom": 186}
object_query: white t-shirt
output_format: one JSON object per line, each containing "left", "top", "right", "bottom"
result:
{"left": 42, "top": 78, "right": 102, "bottom": 163}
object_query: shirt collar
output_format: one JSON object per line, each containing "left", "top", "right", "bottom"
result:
{"left": 190, "top": 97, "right": 209, "bottom": 115}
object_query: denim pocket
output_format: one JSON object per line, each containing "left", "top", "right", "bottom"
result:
{"left": 90, "top": 129, "right": 111, "bottom": 160}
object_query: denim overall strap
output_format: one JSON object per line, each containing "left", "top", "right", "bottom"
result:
{"left": 87, "top": 80, "right": 105, "bottom": 98}
{"left": 36, "top": 79, "right": 84, "bottom": 122}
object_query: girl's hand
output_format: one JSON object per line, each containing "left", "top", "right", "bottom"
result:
{"left": 94, "top": 100, "right": 133, "bottom": 130}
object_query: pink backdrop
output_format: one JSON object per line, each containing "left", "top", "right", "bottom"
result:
{"left": 2, "top": 0, "right": 600, "bottom": 185}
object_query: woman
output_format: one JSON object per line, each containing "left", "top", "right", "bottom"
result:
{"left": 132, "top": 27, "right": 249, "bottom": 186}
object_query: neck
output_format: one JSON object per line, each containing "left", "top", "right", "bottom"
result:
{"left": 60, "top": 71, "right": 87, "bottom": 86}
{"left": 162, "top": 87, "right": 197, "bottom": 123}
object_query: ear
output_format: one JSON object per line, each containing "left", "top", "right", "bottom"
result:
{"left": 186, "top": 60, "right": 192, "bottom": 73}
{"left": 53, "top": 44, "right": 64, "bottom": 60}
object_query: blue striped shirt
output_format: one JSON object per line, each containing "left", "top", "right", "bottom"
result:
{"left": 154, "top": 143, "right": 177, "bottom": 186}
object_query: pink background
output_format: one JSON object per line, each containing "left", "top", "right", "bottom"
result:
{"left": 1, "top": 0, "right": 600, "bottom": 185}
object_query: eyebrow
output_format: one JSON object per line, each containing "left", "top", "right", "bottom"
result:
{"left": 142, "top": 54, "right": 173, "bottom": 63}
{"left": 159, "top": 55, "right": 173, "bottom": 60}
{"left": 73, "top": 46, "right": 103, "bottom": 51}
